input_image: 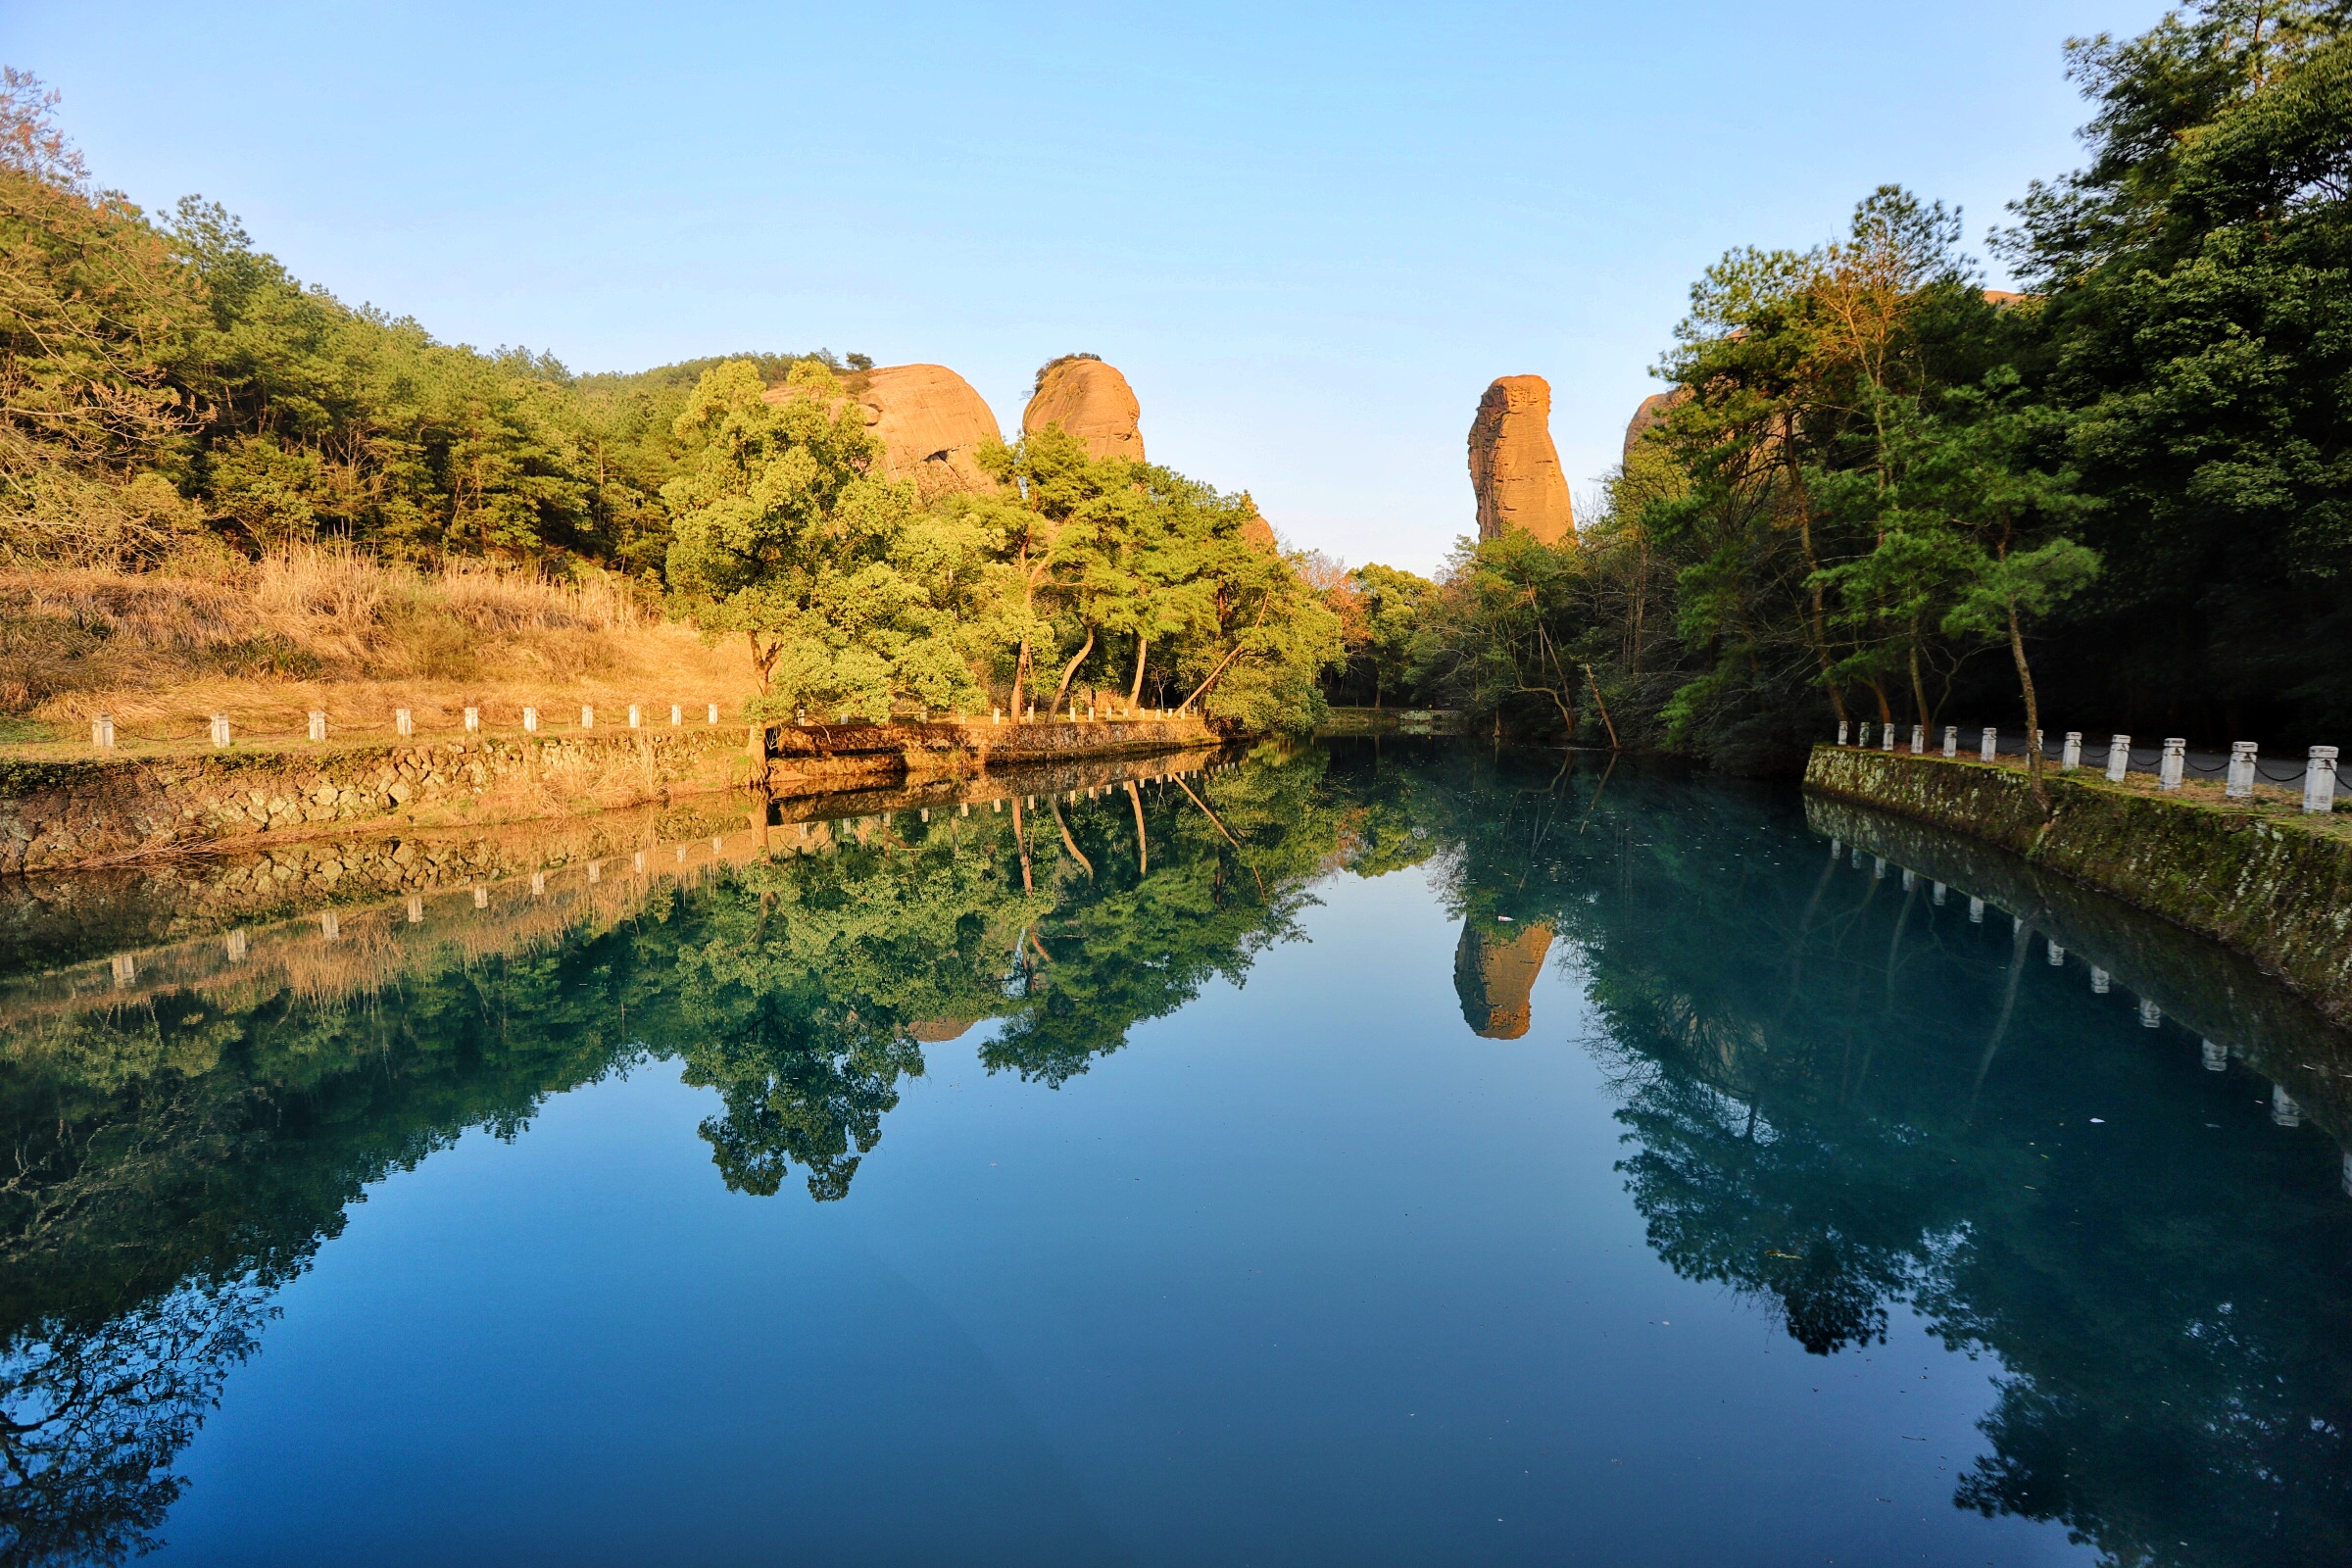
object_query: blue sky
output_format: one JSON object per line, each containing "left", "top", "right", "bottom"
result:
{"left": 10, "top": 0, "right": 2168, "bottom": 574}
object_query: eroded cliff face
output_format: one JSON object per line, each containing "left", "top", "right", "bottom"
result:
{"left": 1468, "top": 376, "right": 1574, "bottom": 544}
{"left": 1452, "top": 918, "right": 1556, "bottom": 1039}
{"left": 854, "top": 364, "right": 1004, "bottom": 497}
{"left": 1023, "top": 358, "right": 1146, "bottom": 463}
{"left": 764, "top": 363, "right": 1004, "bottom": 499}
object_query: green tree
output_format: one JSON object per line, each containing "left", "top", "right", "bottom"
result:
{"left": 662, "top": 359, "right": 980, "bottom": 719}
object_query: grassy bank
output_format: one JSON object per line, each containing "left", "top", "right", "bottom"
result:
{"left": 1804, "top": 745, "right": 2352, "bottom": 1024}
{"left": 0, "top": 548, "right": 758, "bottom": 752}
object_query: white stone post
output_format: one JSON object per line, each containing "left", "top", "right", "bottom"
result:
{"left": 2047, "top": 940, "right": 2065, "bottom": 966}
{"left": 225, "top": 929, "right": 247, "bottom": 961}
{"left": 671, "top": 704, "right": 683, "bottom": 726}
{"left": 472, "top": 886, "right": 488, "bottom": 907}
{"left": 1911, "top": 723, "right": 1924, "bottom": 753}
{"left": 588, "top": 859, "right": 602, "bottom": 884}
{"left": 1969, "top": 897, "right": 1984, "bottom": 923}
{"left": 210, "top": 714, "right": 230, "bottom": 748}
{"left": 2160, "top": 737, "right": 2185, "bottom": 790}
{"left": 2227, "top": 741, "right": 2257, "bottom": 799}
{"left": 2272, "top": 1085, "right": 2302, "bottom": 1127}
{"left": 319, "top": 910, "right": 340, "bottom": 941}
{"left": 522, "top": 707, "right": 539, "bottom": 733}
{"left": 2062, "top": 731, "right": 2082, "bottom": 770}
{"left": 530, "top": 871, "right": 545, "bottom": 897}
{"left": 708, "top": 704, "right": 719, "bottom": 724}
{"left": 2106, "top": 735, "right": 2131, "bottom": 782}
{"left": 1882, "top": 724, "right": 1895, "bottom": 752}
{"left": 1932, "top": 881, "right": 1946, "bottom": 906}
{"left": 581, "top": 706, "right": 595, "bottom": 731}
{"left": 994, "top": 708, "right": 1003, "bottom": 724}
{"left": 2139, "top": 998, "right": 2162, "bottom": 1028}
{"left": 92, "top": 713, "right": 115, "bottom": 749}
{"left": 309, "top": 711, "right": 327, "bottom": 742}
{"left": 465, "top": 707, "right": 480, "bottom": 732}
{"left": 407, "top": 896, "right": 423, "bottom": 923}
{"left": 395, "top": 709, "right": 413, "bottom": 738}
{"left": 1942, "top": 725, "right": 1957, "bottom": 758}
{"left": 629, "top": 705, "right": 642, "bottom": 729}
{"left": 1980, "top": 726, "right": 1996, "bottom": 761}
{"left": 1838, "top": 719, "right": 1849, "bottom": 746}
{"left": 2090, "top": 965, "right": 2110, "bottom": 993}
{"left": 111, "top": 954, "right": 134, "bottom": 988}
{"left": 2201, "top": 1039, "right": 2227, "bottom": 1072}
{"left": 2304, "top": 746, "right": 2338, "bottom": 814}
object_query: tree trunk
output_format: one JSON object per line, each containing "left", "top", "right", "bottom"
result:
{"left": 1127, "top": 779, "right": 1148, "bottom": 876}
{"left": 1127, "top": 632, "right": 1148, "bottom": 710}
{"left": 1050, "top": 626, "right": 1095, "bottom": 712}
{"left": 2008, "top": 594, "right": 2048, "bottom": 814}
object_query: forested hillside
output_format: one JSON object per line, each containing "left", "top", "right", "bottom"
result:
{"left": 1357, "top": 0, "right": 2352, "bottom": 770}
{"left": 0, "top": 69, "right": 1339, "bottom": 732}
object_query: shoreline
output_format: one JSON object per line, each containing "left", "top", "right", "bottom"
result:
{"left": 0, "top": 715, "right": 1223, "bottom": 874}
{"left": 1803, "top": 744, "right": 2352, "bottom": 1026}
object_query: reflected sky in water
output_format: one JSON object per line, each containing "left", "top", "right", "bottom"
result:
{"left": 0, "top": 742, "right": 2345, "bottom": 1566}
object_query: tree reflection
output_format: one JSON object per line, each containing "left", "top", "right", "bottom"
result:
{"left": 0, "top": 743, "right": 2347, "bottom": 1564}
{"left": 1408, "top": 746, "right": 2352, "bottom": 1568}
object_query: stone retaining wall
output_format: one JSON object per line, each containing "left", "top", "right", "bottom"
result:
{"left": 0, "top": 717, "right": 1226, "bottom": 873}
{"left": 1804, "top": 745, "right": 2352, "bottom": 1024}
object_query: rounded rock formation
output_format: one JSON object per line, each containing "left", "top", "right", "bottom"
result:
{"left": 761, "top": 363, "right": 1004, "bottom": 500}
{"left": 854, "top": 364, "right": 1004, "bottom": 499}
{"left": 1023, "top": 357, "right": 1146, "bottom": 464}
{"left": 1622, "top": 386, "right": 1690, "bottom": 460}
{"left": 1468, "top": 376, "right": 1574, "bottom": 544}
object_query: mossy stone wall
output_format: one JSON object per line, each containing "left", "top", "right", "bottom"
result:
{"left": 1804, "top": 746, "right": 2352, "bottom": 1023}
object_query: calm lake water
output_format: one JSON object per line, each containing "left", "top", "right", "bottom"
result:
{"left": 1, "top": 741, "right": 2346, "bottom": 1566}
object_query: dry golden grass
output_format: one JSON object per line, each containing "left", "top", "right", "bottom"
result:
{"left": 0, "top": 548, "right": 760, "bottom": 752}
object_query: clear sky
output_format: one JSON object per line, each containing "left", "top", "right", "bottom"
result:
{"left": 9, "top": 0, "right": 2168, "bottom": 575}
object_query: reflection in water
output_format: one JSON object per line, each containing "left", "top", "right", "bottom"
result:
{"left": 0, "top": 742, "right": 2346, "bottom": 1564}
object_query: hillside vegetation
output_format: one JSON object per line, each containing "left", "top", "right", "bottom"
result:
{"left": 1339, "top": 1, "right": 2352, "bottom": 772}
{"left": 0, "top": 72, "right": 1339, "bottom": 740}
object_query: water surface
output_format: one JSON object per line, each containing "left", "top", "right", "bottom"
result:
{"left": 2, "top": 743, "right": 2346, "bottom": 1566}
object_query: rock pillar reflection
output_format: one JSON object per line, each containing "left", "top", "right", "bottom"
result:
{"left": 1452, "top": 918, "right": 1556, "bottom": 1040}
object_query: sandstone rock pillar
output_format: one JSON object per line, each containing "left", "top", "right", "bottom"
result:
{"left": 1468, "top": 376, "right": 1574, "bottom": 544}
{"left": 1452, "top": 917, "right": 1556, "bottom": 1039}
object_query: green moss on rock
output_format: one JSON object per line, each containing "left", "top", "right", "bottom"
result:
{"left": 1804, "top": 746, "right": 2352, "bottom": 1024}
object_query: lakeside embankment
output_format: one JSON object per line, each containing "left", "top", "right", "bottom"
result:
{"left": 0, "top": 739, "right": 1228, "bottom": 1029}
{"left": 0, "top": 714, "right": 1215, "bottom": 873}
{"left": 1804, "top": 745, "right": 2352, "bottom": 1025}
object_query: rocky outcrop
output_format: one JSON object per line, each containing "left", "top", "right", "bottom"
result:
{"left": 854, "top": 364, "right": 1004, "bottom": 497}
{"left": 1452, "top": 918, "right": 1555, "bottom": 1039}
{"left": 1623, "top": 387, "right": 1690, "bottom": 459}
{"left": 1023, "top": 358, "right": 1146, "bottom": 463}
{"left": 764, "top": 364, "right": 1003, "bottom": 498}
{"left": 1467, "top": 376, "right": 1574, "bottom": 544}
{"left": 1241, "top": 511, "right": 1279, "bottom": 557}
